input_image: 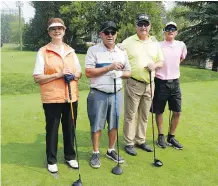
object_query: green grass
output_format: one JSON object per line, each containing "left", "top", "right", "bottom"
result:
{"left": 1, "top": 49, "right": 218, "bottom": 185}
{"left": 2, "top": 81, "right": 218, "bottom": 186}
{"left": 2, "top": 50, "right": 218, "bottom": 95}
{"left": 1, "top": 51, "right": 89, "bottom": 95}
{"left": 180, "top": 65, "right": 218, "bottom": 83}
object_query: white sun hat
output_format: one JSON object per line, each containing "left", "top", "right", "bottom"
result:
{"left": 165, "top": 21, "right": 177, "bottom": 28}
{"left": 47, "top": 22, "right": 66, "bottom": 30}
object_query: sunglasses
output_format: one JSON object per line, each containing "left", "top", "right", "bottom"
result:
{"left": 165, "top": 27, "right": 177, "bottom": 32}
{"left": 103, "top": 30, "right": 116, "bottom": 36}
{"left": 137, "top": 22, "right": 150, "bottom": 27}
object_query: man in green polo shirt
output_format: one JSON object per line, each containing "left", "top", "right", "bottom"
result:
{"left": 122, "top": 13, "right": 164, "bottom": 156}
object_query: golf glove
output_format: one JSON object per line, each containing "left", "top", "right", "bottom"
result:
{"left": 111, "top": 70, "right": 123, "bottom": 79}
{"left": 64, "top": 74, "right": 75, "bottom": 83}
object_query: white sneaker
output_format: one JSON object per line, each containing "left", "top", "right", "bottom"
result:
{"left": 48, "top": 164, "right": 58, "bottom": 173}
{"left": 66, "top": 160, "right": 79, "bottom": 169}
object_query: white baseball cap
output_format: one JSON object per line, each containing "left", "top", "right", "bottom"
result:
{"left": 165, "top": 21, "right": 177, "bottom": 28}
{"left": 47, "top": 22, "right": 66, "bottom": 30}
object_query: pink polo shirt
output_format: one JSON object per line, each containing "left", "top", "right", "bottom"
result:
{"left": 156, "top": 40, "right": 187, "bottom": 80}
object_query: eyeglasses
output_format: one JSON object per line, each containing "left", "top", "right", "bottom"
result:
{"left": 165, "top": 27, "right": 177, "bottom": 32}
{"left": 137, "top": 22, "right": 150, "bottom": 27}
{"left": 50, "top": 27, "right": 64, "bottom": 31}
{"left": 103, "top": 30, "right": 116, "bottom": 36}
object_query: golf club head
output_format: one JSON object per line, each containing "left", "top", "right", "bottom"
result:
{"left": 112, "top": 165, "right": 123, "bottom": 175}
{"left": 72, "top": 179, "right": 82, "bottom": 186}
{"left": 154, "top": 158, "right": 163, "bottom": 167}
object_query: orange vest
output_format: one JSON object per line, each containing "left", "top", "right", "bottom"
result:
{"left": 39, "top": 43, "right": 79, "bottom": 103}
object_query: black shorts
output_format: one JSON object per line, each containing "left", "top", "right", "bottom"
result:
{"left": 151, "top": 77, "right": 181, "bottom": 114}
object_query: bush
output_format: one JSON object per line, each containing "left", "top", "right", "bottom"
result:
{"left": 74, "top": 43, "right": 89, "bottom": 54}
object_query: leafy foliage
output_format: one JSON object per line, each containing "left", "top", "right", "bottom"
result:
{"left": 176, "top": 2, "right": 218, "bottom": 62}
{"left": 23, "top": 1, "right": 165, "bottom": 50}
{"left": 23, "top": 1, "right": 71, "bottom": 50}
{"left": 166, "top": 6, "right": 191, "bottom": 31}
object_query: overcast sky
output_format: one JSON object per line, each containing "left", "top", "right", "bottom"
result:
{"left": 0, "top": 1, "right": 175, "bottom": 23}
{"left": 0, "top": 1, "right": 35, "bottom": 23}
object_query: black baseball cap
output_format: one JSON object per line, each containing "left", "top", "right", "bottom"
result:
{"left": 100, "top": 21, "right": 117, "bottom": 32}
{"left": 136, "top": 13, "right": 150, "bottom": 24}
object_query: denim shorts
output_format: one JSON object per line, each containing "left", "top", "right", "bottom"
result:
{"left": 87, "top": 88, "right": 122, "bottom": 132}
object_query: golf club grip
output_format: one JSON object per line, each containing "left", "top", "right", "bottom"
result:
{"left": 67, "top": 82, "right": 72, "bottom": 100}
{"left": 67, "top": 82, "right": 75, "bottom": 120}
{"left": 149, "top": 71, "right": 156, "bottom": 158}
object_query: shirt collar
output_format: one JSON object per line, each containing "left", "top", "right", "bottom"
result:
{"left": 163, "top": 40, "right": 177, "bottom": 47}
{"left": 133, "top": 34, "right": 154, "bottom": 43}
{"left": 100, "top": 42, "right": 119, "bottom": 52}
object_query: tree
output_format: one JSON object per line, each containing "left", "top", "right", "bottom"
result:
{"left": 176, "top": 2, "right": 218, "bottom": 71}
{"left": 23, "top": 1, "right": 165, "bottom": 51}
{"left": 117, "top": 1, "right": 164, "bottom": 42}
{"left": 166, "top": 6, "right": 191, "bottom": 31}
{"left": 23, "top": 1, "right": 71, "bottom": 50}
{"left": 61, "top": 1, "right": 164, "bottom": 44}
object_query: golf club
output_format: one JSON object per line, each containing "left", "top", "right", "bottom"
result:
{"left": 66, "top": 81, "right": 82, "bottom": 186}
{"left": 168, "top": 110, "right": 172, "bottom": 134}
{"left": 149, "top": 71, "right": 163, "bottom": 167}
{"left": 111, "top": 79, "right": 123, "bottom": 175}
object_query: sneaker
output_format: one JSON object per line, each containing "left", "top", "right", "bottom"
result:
{"left": 135, "top": 143, "right": 153, "bottom": 152}
{"left": 167, "top": 137, "right": 183, "bottom": 150}
{"left": 106, "top": 150, "right": 124, "bottom": 163}
{"left": 66, "top": 160, "right": 79, "bottom": 169}
{"left": 157, "top": 135, "right": 167, "bottom": 148}
{"left": 90, "top": 153, "right": 100, "bottom": 168}
{"left": 124, "top": 145, "right": 137, "bottom": 156}
{"left": 48, "top": 164, "right": 58, "bottom": 173}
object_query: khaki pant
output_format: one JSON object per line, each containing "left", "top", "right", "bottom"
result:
{"left": 123, "top": 78, "right": 154, "bottom": 146}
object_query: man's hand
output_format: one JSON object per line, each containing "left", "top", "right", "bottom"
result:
{"left": 109, "top": 62, "right": 124, "bottom": 71}
{"left": 145, "top": 63, "right": 157, "bottom": 71}
{"left": 111, "top": 70, "right": 123, "bottom": 79}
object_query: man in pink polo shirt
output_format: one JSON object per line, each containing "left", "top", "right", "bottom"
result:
{"left": 152, "top": 22, "right": 187, "bottom": 150}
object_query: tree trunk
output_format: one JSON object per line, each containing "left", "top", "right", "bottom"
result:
{"left": 212, "top": 53, "right": 218, "bottom": 72}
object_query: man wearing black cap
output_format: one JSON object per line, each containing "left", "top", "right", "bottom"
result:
{"left": 85, "top": 21, "right": 131, "bottom": 168}
{"left": 122, "top": 14, "right": 164, "bottom": 156}
{"left": 152, "top": 22, "right": 187, "bottom": 150}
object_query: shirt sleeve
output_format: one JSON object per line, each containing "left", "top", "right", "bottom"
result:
{"left": 155, "top": 42, "right": 164, "bottom": 63}
{"left": 123, "top": 50, "right": 131, "bottom": 71}
{"left": 72, "top": 53, "right": 82, "bottom": 73}
{"left": 33, "top": 51, "right": 45, "bottom": 75}
{"left": 181, "top": 42, "right": 187, "bottom": 60}
{"left": 85, "top": 47, "right": 96, "bottom": 68}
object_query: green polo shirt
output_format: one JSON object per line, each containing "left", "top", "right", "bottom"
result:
{"left": 122, "top": 34, "right": 164, "bottom": 83}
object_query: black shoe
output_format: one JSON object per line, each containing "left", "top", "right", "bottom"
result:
{"left": 124, "top": 145, "right": 137, "bottom": 156}
{"left": 135, "top": 143, "right": 153, "bottom": 152}
{"left": 106, "top": 150, "right": 124, "bottom": 163}
{"left": 90, "top": 153, "right": 100, "bottom": 168}
{"left": 157, "top": 135, "right": 167, "bottom": 148}
{"left": 167, "top": 137, "right": 183, "bottom": 150}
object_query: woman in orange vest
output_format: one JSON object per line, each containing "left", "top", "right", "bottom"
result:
{"left": 33, "top": 18, "right": 82, "bottom": 173}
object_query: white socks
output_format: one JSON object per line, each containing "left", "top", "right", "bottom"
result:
{"left": 93, "top": 151, "right": 100, "bottom": 154}
{"left": 107, "top": 148, "right": 115, "bottom": 153}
